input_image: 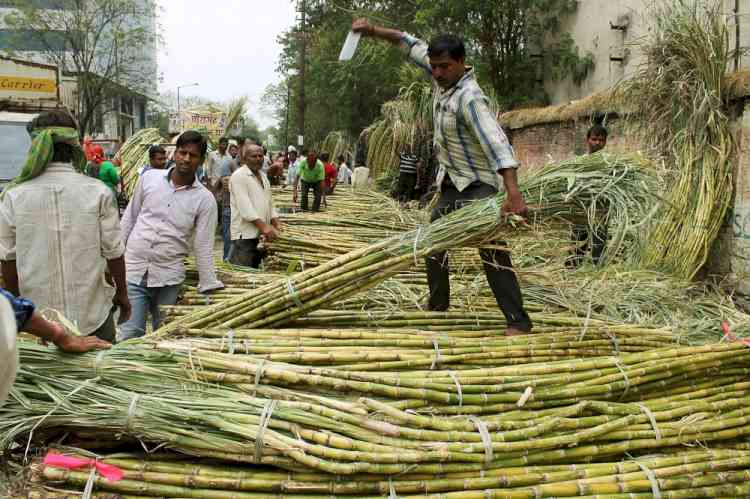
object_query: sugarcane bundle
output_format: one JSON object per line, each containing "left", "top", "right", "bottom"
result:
{"left": 318, "top": 130, "right": 354, "bottom": 164}
{"left": 366, "top": 82, "right": 434, "bottom": 179}
{"left": 30, "top": 446, "right": 750, "bottom": 498}
{"left": 116, "top": 128, "right": 166, "bottom": 198}
{"left": 6, "top": 339, "right": 750, "bottom": 479}
{"left": 159, "top": 327, "right": 668, "bottom": 369}
{"left": 617, "top": 0, "right": 733, "bottom": 278}
{"left": 157, "top": 153, "right": 658, "bottom": 334}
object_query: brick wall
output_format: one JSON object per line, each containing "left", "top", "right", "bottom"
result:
{"left": 506, "top": 118, "right": 644, "bottom": 169}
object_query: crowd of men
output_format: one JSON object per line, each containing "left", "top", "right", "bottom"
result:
{"left": 1, "top": 18, "right": 613, "bottom": 405}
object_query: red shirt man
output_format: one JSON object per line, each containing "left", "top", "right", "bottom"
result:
{"left": 321, "top": 152, "right": 337, "bottom": 194}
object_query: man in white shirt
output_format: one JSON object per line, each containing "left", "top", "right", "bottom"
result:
{"left": 118, "top": 130, "right": 224, "bottom": 341}
{"left": 229, "top": 144, "right": 281, "bottom": 268}
{"left": 0, "top": 110, "right": 131, "bottom": 342}
{"left": 285, "top": 149, "right": 300, "bottom": 187}
{"left": 204, "top": 137, "right": 231, "bottom": 192}
{"left": 352, "top": 165, "right": 370, "bottom": 189}
{"left": 337, "top": 155, "right": 352, "bottom": 185}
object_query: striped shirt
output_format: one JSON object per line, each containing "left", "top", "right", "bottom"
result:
{"left": 399, "top": 153, "right": 418, "bottom": 174}
{"left": 400, "top": 33, "right": 519, "bottom": 192}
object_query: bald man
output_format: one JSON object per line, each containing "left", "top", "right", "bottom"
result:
{"left": 228, "top": 144, "right": 281, "bottom": 268}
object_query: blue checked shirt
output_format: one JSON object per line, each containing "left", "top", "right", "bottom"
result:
{"left": 400, "top": 34, "right": 519, "bottom": 192}
{"left": 0, "top": 288, "right": 35, "bottom": 331}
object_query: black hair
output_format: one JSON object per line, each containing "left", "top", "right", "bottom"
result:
{"left": 337, "top": 154, "right": 345, "bottom": 162}
{"left": 427, "top": 34, "right": 466, "bottom": 61}
{"left": 149, "top": 145, "right": 166, "bottom": 159}
{"left": 320, "top": 152, "right": 330, "bottom": 162}
{"left": 219, "top": 137, "right": 229, "bottom": 145}
{"left": 31, "top": 110, "right": 78, "bottom": 163}
{"left": 176, "top": 130, "right": 208, "bottom": 159}
{"left": 586, "top": 123, "right": 608, "bottom": 139}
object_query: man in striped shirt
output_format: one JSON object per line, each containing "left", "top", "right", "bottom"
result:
{"left": 396, "top": 149, "right": 419, "bottom": 203}
{"left": 353, "top": 19, "right": 532, "bottom": 335}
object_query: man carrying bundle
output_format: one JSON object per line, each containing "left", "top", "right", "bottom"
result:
{"left": 229, "top": 144, "right": 281, "bottom": 268}
{"left": 0, "top": 110, "right": 131, "bottom": 342}
{"left": 569, "top": 123, "right": 609, "bottom": 267}
{"left": 352, "top": 20, "right": 533, "bottom": 335}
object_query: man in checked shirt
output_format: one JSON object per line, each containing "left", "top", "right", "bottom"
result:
{"left": 352, "top": 19, "right": 533, "bottom": 335}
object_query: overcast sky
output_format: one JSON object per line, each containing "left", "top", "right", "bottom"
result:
{"left": 157, "top": 0, "right": 296, "bottom": 128}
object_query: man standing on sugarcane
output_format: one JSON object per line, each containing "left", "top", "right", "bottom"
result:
{"left": 352, "top": 19, "right": 533, "bottom": 335}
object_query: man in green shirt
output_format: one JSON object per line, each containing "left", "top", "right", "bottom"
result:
{"left": 293, "top": 150, "right": 325, "bottom": 212}
{"left": 87, "top": 145, "right": 120, "bottom": 197}
{"left": 98, "top": 157, "right": 120, "bottom": 195}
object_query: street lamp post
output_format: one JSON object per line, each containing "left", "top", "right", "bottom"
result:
{"left": 176, "top": 82, "right": 199, "bottom": 131}
{"left": 284, "top": 69, "right": 297, "bottom": 152}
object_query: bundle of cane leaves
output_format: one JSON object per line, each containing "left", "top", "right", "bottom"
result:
{"left": 616, "top": 0, "right": 733, "bottom": 278}
{"left": 366, "top": 82, "right": 434, "bottom": 179}
{"left": 525, "top": 265, "right": 750, "bottom": 344}
{"left": 318, "top": 130, "right": 354, "bottom": 164}
{"left": 32, "top": 446, "right": 750, "bottom": 498}
{"left": 157, "top": 153, "right": 658, "bottom": 333}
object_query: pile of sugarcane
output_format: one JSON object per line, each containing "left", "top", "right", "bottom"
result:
{"left": 8, "top": 336, "right": 750, "bottom": 497}
{"left": 30, "top": 447, "right": 750, "bottom": 498}
{"left": 159, "top": 153, "right": 658, "bottom": 335}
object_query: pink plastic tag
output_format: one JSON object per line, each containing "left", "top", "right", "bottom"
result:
{"left": 44, "top": 451, "right": 124, "bottom": 482}
{"left": 722, "top": 321, "right": 750, "bottom": 347}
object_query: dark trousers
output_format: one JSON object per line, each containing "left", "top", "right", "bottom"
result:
{"left": 569, "top": 225, "right": 608, "bottom": 267}
{"left": 230, "top": 238, "right": 264, "bottom": 268}
{"left": 397, "top": 172, "right": 417, "bottom": 202}
{"left": 92, "top": 308, "right": 116, "bottom": 343}
{"left": 301, "top": 180, "right": 322, "bottom": 212}
{"left": 425, "top": 181, "right": 532, "bottom": 332}
{"left": 221, "top": 207, "right": 232, "bottom": 261}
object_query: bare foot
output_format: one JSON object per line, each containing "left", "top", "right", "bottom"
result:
{"left": 505, "top": 327, "right": 529, "bottom": 336}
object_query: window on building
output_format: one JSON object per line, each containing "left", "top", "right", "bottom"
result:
{"left": 138, "top": 101, "right": 146, "bottom": 129}
{"left": 0, "top": 29, "right": 68, "bottom": 51}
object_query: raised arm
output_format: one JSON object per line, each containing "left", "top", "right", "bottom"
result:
{"left": 352, "top": 18, "right": 404, "bottom": 44}
{"left": 352, "top": 18, "right": 432, "bottom": 76}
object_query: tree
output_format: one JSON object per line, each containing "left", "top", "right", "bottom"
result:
{"left": 263, "top": 1, "right": 592, "bottom": 147}
{"left": 269, "top": 0, "right": 425, "bottom": 147}
{"left": 415, "top": 0, "right": 593, "bottom": 108}
{"left": 261, "top": 80, "right": 294, "bottom": 148}
{"left": 3, "top": 0, "right": 158, "bottom": 137}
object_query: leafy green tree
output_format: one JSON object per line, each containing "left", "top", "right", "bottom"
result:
{"left": 271, "top": 0, "right": 424, "bottom": 146}
{"left": 265, "top": 0, "right": 592, "bottom": 145}
{"left": 415, "top": 0, "right": 593, "bottom": 108}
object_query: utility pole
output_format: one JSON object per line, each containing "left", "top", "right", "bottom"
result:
{"left": 296, "top": 0, "right": 306, "bottom": 149}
